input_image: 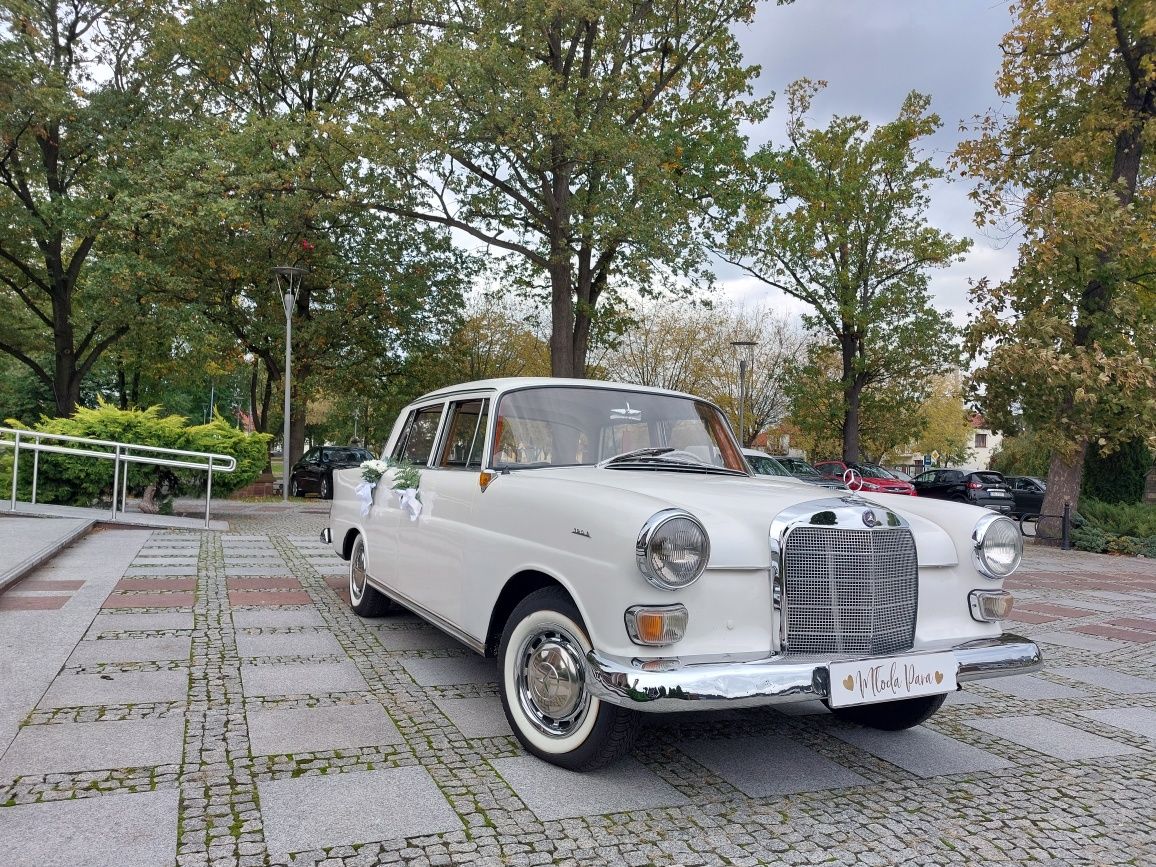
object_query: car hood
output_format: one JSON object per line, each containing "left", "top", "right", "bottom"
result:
{"left": 509, "top": 467, "right": 958, "bottom": 568}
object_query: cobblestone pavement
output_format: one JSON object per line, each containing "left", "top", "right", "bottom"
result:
{"left": 1, "top": 504, "right": 1155, "bottom": 866}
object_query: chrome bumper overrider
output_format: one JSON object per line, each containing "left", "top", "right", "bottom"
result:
{"left": 584, "top": 633, "right": 1043, "bottom": 712}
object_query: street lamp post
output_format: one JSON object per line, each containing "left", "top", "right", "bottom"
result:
{"left": 730, "top": 340, "right": 756, "bottom": 447}
{"left": 273, "top": 266, "right": 307, "bottom": 502}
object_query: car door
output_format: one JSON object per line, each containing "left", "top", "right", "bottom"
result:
{"left": 912, "top": 470, "right": 938, "bottom": 496}
{"left": 296, "top": 448, "right": 319, "bottom": 492}
{"left": 1012, "top": 478, "right": 1045, "bottom": 514}
{"left": 364, "top": 403, "right": 445, "bottom": 593}
{"left": 392, "top": 396, "right": 491, "bottom": 632}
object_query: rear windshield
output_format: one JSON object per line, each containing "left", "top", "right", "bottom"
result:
{"left": 972, "top": 472, "right": 1005, "bottom": 485}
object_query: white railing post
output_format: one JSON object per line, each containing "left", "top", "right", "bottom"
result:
{"left": 31, "top": 433, "right": 40, "bottom": 504}
{"left": 9, "top": 430, "right": 19, "bottom": 511}
{"left": 205, "top": 456, "right": 214, "bottom": 529}
{"left": 121, "top": 459, "right": 130, "bottom": 514}
{"left": 110, "top": 444, "right": 122, "bottom": 521}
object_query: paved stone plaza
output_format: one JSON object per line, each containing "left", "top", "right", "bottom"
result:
{"left": 1, "top": 505, "right": 1155, "bottom": 866}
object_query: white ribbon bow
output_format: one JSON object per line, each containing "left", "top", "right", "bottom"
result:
{"left": 395, "top": 487, "right": 422, "bottom": 521}
{"left": 355, "top": 481, "right": 375, "bottom": 516}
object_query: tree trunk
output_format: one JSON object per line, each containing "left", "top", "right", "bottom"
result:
{"left": 1040, "top": 441, "right": 1087, "bottom": 547}
{"left": 840, "top": 333, "right": 860, "bottom": 462}
{"left": 549, "top": 257, "right": 577, "bottom": 377}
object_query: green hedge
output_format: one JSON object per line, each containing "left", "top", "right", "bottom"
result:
{"left": 1072, "top": 498, "right": 1156, "bottom": 556}
{"left": 3, "top": 402, "right": 271, "bottom": 508}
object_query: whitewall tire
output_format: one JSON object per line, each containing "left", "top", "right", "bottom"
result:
{"left": 348, "top": 536, "right": 393, "bottom": 618}
{"left": 498, "top": 587, "right": 639, "bottom": 770}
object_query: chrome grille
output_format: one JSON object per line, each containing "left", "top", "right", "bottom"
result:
{"left": 781, "top": 526, "right": 918, "bottom": 656}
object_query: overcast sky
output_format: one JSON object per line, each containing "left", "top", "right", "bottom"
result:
{"left": 722, "top": 0, "right": 1018, "bottom": 325}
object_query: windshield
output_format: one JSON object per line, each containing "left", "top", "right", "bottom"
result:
{"left": 324, "top": 448, "right": 372, "bottom": 463}
{"left": 492, "top": 386, "right": 744, "bottom": 471}
{"left": 859, "top": 463, "right": 896, "bottom": 479}
{"left": 779, "top": 457, "right": 821, "bottom": 479}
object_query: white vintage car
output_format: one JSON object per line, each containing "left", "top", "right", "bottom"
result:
{"left": 323, "top": 378, "right": 1042, "bottom": 770}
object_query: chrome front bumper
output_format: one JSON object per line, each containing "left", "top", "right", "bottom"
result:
{"left": 585, "top": 633, "right": 1043, "bottom": 712}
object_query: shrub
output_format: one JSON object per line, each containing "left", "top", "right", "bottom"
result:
{"left": 1082, "top": 437, "right": 1154, "bottom": 504}
{"left": 1079, "top": 498, "right": 1156, "bottom": 538}
{"left": 1142, "top": 537, "right": 1156, "bottom": 559}
{"left": 2, "top": 402, "right": 270, "bottom": 507}
{"left": 1070, "top": 524, "right": 1109, "bottom": 553}
{"left": 1105, "top": 535, "right": 1144, "bottom": 556}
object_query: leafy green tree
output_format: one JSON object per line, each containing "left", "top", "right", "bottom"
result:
{"left": 361, "top": 0, "right": 770, "bottom": 377}
{"left": 724, "top": 80, "right": 967, "bottom": 462}
{"left": 954, "top": 0, "right": 1156, "bottom": 532}
{"left": 784, "top": 342, "right": 927, "bottom": 464}
{"left": 915, "top": 373, "right": 973, "bottom": 467}
{"left": 0, "top": 0, "right": 174, "bottom": 416}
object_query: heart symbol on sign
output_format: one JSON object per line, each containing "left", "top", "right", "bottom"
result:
{"left": 934, "top": 671, "right": 943, "bottom": 684}
{"left": 842, "top": 675, "right": 855, "bottom": 691}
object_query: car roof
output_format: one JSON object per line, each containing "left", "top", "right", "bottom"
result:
{"left": 415, "top": 377, "right": 699, "bottom": 403}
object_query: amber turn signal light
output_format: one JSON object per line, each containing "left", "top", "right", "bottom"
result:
{"left": 625, "top": 605, "right": 688, "bottom": 646}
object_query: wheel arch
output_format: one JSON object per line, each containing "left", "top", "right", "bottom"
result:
{"left": 341, "top": 528, "right": 361, "bottom": 560}
{"left": 485, "top": 570, "right": 577, "bottom": 657}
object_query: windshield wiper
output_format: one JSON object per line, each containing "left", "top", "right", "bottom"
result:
{"left": 597, "top": 447, "right": 675, "bottom": 468}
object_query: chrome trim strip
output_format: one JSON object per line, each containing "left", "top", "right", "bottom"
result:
{"left": 363, "top": 574, "right": 486, "bottom": 655}
{"left": 584, "top": 632, "right": 1042, "bottom": 712}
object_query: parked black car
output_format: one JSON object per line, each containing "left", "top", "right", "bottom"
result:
{"left": 1004, "top": 475, "right": 1047, "bottom": 516}
{"left": 911, "top": 469, "right": 1014, "bottom": 512}
{"left": 290, "top": 446, "right": 374, "bottom": 499}
{"left": 770, "top": 455, "right": 847, "bottom": 490}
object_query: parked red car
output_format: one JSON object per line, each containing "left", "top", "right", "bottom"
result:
{"left": 813, "top": 460, "right": 918, "bottom": 496}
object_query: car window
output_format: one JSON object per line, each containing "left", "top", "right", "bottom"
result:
{"left": 491, "top": 386, "right": 744, "bottom": 471}
{"left": 942, "top": 470, "right": 964, "bottom": 482}
{"left": 392, "top": 405, "right": 444, "bottom": 465}
{"left": 858, "top": 463, "right": 894, "bottom": 479}
{"left": 303, "top": 448, "right": 319, "bottom": 464}
{"left": 748, "top": 455, "right": 790, "bottom": 477}
{"left": 972, "top": 472, "right": 1005, "bottom": 485}
{"left": 438, "top": 399, "right": 490, "bottom": 469}
{"left": 914, "top": 472, "right": 936, "bottom": 482}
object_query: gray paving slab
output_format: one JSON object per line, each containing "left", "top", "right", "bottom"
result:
{"left": 38, "top": 670, "right": 188, "bottom": 709}
{"left": 0, "top": 529, "right": 150, "bottom": 756}
{"left": 832, "top": 725, "right": 1012, "bottom": 777}
{"left": 130, "top": 556, "right": 197, "bottom": 565}
{"left": 240, "top": 661, "right": 368, "bottom": 697}
{"left": 965, "top": 715, "right": 1140, "bottom": 760}
{"left": 1034, "top": 632, "right": 1124, "bottom": 652}
{"left": 0, "top": 515, "right": 94, "bottom": 592}
{"left": 231, "top": 607, "right": 325, "bottom": 628}
{"left": 0, "top": 717, "right": 184, "bottom": 779}
{"left": 1078, "top": 707, "right": 1156, "bottom": 740}
{"left": 1050, "top": 665, "right": 1156, "bottom": 694}
{"left": 123, "top": 564, "right": 198, "bottom": 576}
{"left": 491, "top": 756, "right": 689, "bottom": 820}
{"left": 258, "top": 766, "right": 461, "bottom": 857}
{"left": 980, "top": 674, "right": 1089, "bottom": 700}
{"left": 247, "top": 702, "right": 403, "bottom": 756}
{"left": 434, "top": 696, "right": 513, "bottom": 738}
{"left": 69, "top": 636, "right": 192, "bottom": 664}
{"left": 680, "top": 734, "right": 869, "bottom": 797}
{"left": 225, "top": 565, "right": 293, "bottom": 576}
{"left": 235, "top": 630, "right": 344, "bottom": 658}
{"left": 400, "top": 655, "right": 498, "bottom": 686}
{"left": 0, "top": 788, "right": 179, "bottom": 867}
{"left": 222, "top": 551, "right": 284, "bottom": 559}
{"left": 375, "top": 626, "right": 471, "bottom": 652}
{"left": 136, "top": 547, "right": 200, "bottom": 557}
{"left": 89, "top": 611, "right": 194, "bottom": 633}
{"left": 943, "top": 689, "right": 987, "bottom": 707}
{"left": 773, "top": 700, "right": 831, "bottom": 716}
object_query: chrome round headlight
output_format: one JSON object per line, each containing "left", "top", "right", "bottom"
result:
{"left": 972, "top": 513, "right": 1022, "bottom": 579}
{"left": 636, "top": 509, "right": 710, "bottom": 590}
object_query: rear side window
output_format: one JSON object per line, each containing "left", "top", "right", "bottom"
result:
{"left": 392, "top": 405, "right": 444, "bottom": 465}
{"left": 438, "top": 399, "right": 490, "bottom": 469}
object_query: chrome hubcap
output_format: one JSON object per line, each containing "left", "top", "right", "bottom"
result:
{"left": 515, "top": 626, "right": 590, "bottom": 738}
{"left": 350, "top": 545, "right": 367, "bottom": 602}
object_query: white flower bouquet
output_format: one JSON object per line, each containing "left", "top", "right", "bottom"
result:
{"left": 360, "top": 459, "right": 390, "bottom": 485}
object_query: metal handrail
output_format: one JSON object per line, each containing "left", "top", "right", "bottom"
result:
{"left": 0, "top": 426, "right": 237, "bottom": 529}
